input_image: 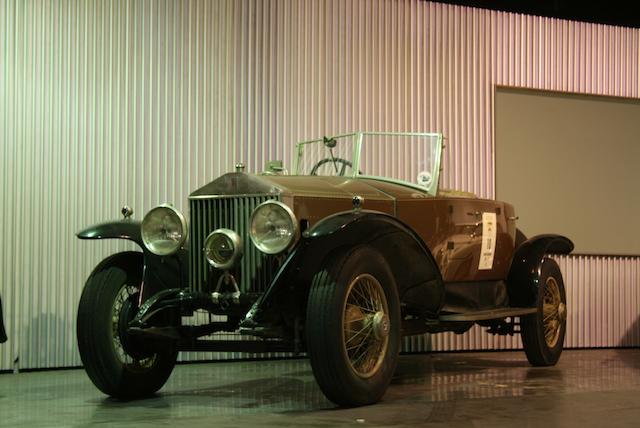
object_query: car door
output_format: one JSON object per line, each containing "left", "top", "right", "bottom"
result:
{"left": 442, "top": 198, "right": 515, "bottom": 282}
{"left": 397, "top": 196, "right": 515, "bottom": 283}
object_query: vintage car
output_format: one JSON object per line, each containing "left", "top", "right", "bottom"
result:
{"left": 76, "top": 132, "right": 572, "bottom": 406}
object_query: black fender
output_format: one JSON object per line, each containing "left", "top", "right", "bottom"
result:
{"left": 77, "top": 221, "right": 188, "bottom": 301}
{"left": 77, "top": 220, "right": 144, "bottom": 247}
{"left": 507, "top": 234, "right": 574, "bottom": 307}
{"left": 244, "top": 210, "right": 445, "bottom": 328}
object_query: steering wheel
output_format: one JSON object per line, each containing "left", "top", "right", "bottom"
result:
{"left": 310, "top": 157, "right": 355, "bottom": 176}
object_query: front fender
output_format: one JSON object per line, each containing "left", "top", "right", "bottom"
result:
{"left": 77, "top": 221, "right": 188, "bottom": 301}
{"left": 507, "top": 234, "right": 574, "bottom": 307}
{"left": 77, "top": 220, "right": 144, "bottom": 248}
{"left": 245, "top": 210, "right": 445, "bottom": 327}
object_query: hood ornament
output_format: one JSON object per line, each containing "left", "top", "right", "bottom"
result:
{"left": 235, "top": 163, "right": 245, "bottom": 173}
{"left": 352, "top": 195, "right": 364, "bottom": 210}
{"left": 121, "top": 206, "right": 134, "bottom": 220}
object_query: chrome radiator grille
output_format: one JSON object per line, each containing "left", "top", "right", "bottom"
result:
{"left": 189, "top": 195, "right": 280, "bottom": 293}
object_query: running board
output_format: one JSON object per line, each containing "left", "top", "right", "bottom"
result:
{"left": 439, "top": 307, "right": 537, "bottom": 322}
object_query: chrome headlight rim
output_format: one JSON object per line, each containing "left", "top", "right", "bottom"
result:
{"left": 249, "top": 200, "right": 299, "bottom": 255}
{"left": 141, "top": 203, "right": 188, "bottom": 256}
{"left": 204, "top": 228, "right": 243, "bottom": 270}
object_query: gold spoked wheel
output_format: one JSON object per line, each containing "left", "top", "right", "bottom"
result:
{"left": 112, "top": 285, "right": 156, "bottom": 371}
{"left": 342, "top": 273, "right": 390, "bottom": 379}
{"left": 543, "top": 276, "right": 567, "bottom": 348}
{"left": 520, "top": 258, "right": 566, "bottom": 366}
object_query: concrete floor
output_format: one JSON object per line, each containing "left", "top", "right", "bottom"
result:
{"left": 2, "top": 349, "right": 640, "bottom": 427}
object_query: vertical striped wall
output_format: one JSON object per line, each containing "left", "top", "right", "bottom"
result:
{"left": 1, "top": 0, "right": 638, "bottom": 370}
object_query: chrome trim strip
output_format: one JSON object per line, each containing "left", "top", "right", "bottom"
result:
{"left": 189, "top": 193, "right": 279, "bottom": 200}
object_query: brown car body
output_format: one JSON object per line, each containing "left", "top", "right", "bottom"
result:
{"left": 263, "top": 175, "right": 516, "bottom": 283}
{"left": 76, "top": 132, "right": 573, "bottom": 406}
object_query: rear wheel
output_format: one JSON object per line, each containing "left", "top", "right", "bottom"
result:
{"left": 520, "top": 258, "right": 567, "bottom": 366}
{"left": 306, "top": 246, "right": 400, "bottom": 406}
{"left": 77, "top": 252, "right": 177, "bottom": 399}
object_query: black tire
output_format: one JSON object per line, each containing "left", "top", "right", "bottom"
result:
{"left": 306, "top": 246, "right": 400, "bottom": 406}
{"left": 77, "top": 252, "right": 177, "bottom": 399}
{"left": 520, "top": 258, "right": 567, "bottom": 366}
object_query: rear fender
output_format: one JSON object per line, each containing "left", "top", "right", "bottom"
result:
{"left": 246, "top": 210, "right": 445, "bottom": 325}
{"left": 507, "top": 234, "right": 573, "bottom": 307}
{"left": 77, "top": 222, "right": 188, "bottom": 301}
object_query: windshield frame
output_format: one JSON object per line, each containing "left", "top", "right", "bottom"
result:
{"left": 293, "top": 131, "right": 443, "bottom": 196}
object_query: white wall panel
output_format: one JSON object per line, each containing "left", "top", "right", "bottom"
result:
{"left": 1, "top": 0, "right": 639, "bottom": 370}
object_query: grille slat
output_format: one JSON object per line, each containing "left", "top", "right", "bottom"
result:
{"left": 189, "top": 195, "right": 280, "bottom": 293}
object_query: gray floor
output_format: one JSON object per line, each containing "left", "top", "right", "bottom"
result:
{"left": 2, "top": 349, "right": 640, "bottom": 427}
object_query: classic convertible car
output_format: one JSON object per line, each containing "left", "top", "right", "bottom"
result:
{"left": 76, "top": 132, "right": 572, "bottom": 406}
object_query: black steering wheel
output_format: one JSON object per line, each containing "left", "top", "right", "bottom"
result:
{"left": 310, "top": 157, "right": 355, "bottom": 176}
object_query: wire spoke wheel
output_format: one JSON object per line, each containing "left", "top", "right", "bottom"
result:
{"left": 520, "top": 258, "right": 567, "bottom": 366}
{"left": 542, "top": 277, "right": 566, "bottom": 348}
{"left": 306, "top": 246, "right": 400, "bottom": 406}
{"left": 343, "top": 274, "right": 390, "bottom": 378}
{"left": 111, "top": 284, "right": 157, "bottom": 371}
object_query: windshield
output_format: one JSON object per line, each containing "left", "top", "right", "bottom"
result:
{"left": 294, "top": 132, "right": 443, "bottom": 195}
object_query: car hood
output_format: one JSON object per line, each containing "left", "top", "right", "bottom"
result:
{"left": 189, "top": 173, "right": 431, "bottom": 201}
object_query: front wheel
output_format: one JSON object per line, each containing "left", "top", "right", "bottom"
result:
{"left": 77, "top": 252, "right": 177, "bottom": 399}
{"left": 306, "top": 246, "right": 400, "bottom": 406}
{"left": 520, "top": 257, "right": 567, "bottom": 366}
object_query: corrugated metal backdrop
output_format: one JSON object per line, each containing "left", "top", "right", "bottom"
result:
{"left": 1, "top": 0, "right": 639, "bottom": 371}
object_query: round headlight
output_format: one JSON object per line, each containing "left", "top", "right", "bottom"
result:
{"left": 250, "top": 201, "right": 298, "bottom": 254}
{"left": 141, "top": 204, "right": 188, "bottom": 256}
{"left": 204, "top": 229, "right": 243, "bottom": 269}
